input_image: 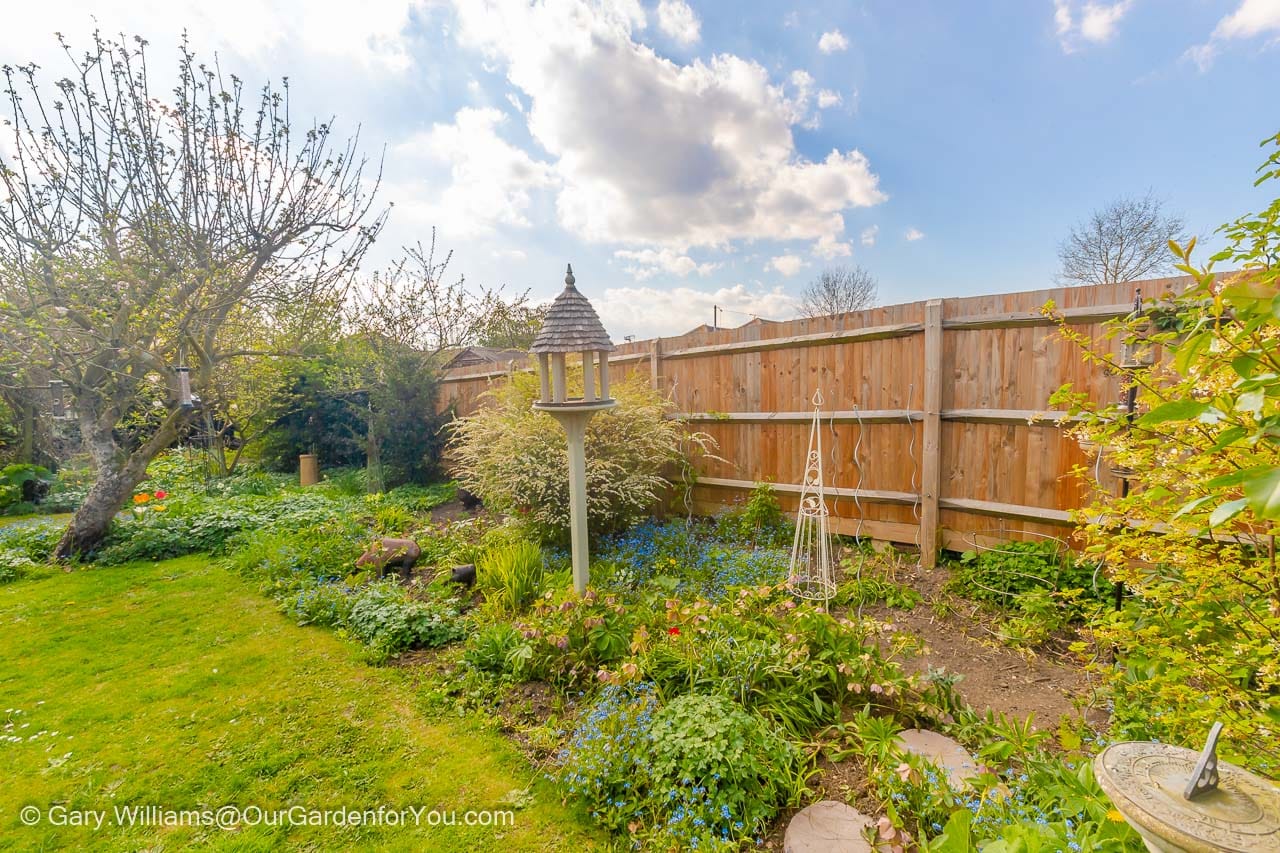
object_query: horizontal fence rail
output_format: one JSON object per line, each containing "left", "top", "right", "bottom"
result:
{"left": 438, "top": 275, "right": 1200, "bottom": 565}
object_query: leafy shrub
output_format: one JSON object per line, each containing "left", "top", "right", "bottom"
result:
{"left": 477, "top": 539, "right": 545, "bottom": 615}
{"left": 639, "top": 588, "right": 912, "bottom": 737}
{"left": 951, "top": 540, "right": 1099, "bottom": 608}
{"left": 96, "top": 492, "right": 348, "bottom": 564}
{"left": 346, "top": 580, "right": 466, "bottom": 661}
{"left": 287, "top": 579, "right": 356, "bottom": 628}
{"left": 450, "top": 372, "right": 715, "bottom": 544}
{"left": 42, "top": 467, "right": 94, "bottom": 512}
{"left": 226, "top": 518, "right": 366, "bottom": 594}
{"left": 0, "top": 548, "right": 38, "bottom": 583}
{"left": 515, "top": 588, "right": 637, "bottom": 684}
{"left": 383, "top": 482, "right": 456, "bottom": 513}
{"left": 836, "top": 574, "right": 922, "bottom": 610}
{"left": 0, "top": 519, "right": 64, "bottom": 562}
{"left": 463, "top": 622, "right": 532, "bottom": 678}
{"left": 558, "top": 686, "right": 802, "bottom": 849}
{"left": 644, "top": 693, "right": 801, "bottom": 848}
{"left": 713, "top": 482, "right": 792, "bottom": 547}
{"left": 0, "top": 464, "right": 53, "bottom": 513}
{"left": 1048, "top": 132, "right": 1280, "bottom": 770}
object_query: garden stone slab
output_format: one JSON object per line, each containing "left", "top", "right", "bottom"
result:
{"left": 895, "top": 729, "right": 979, "bottom": 787}
{"left": 784, "top": 800, "right": 874, "bottom": 853}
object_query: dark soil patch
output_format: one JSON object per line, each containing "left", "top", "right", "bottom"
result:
{"left": 850, "top": 556, "right": 1106, "bottom": 731}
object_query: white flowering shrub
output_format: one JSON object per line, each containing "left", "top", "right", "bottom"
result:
{"left": 449, "top": 372, "right": 713, "bottom": 544}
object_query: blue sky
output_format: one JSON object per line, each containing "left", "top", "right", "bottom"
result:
{"left": 3, "top": 1, "right": 1279, "bottom": 337}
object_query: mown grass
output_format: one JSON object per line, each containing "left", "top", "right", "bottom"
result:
{"left": 0, "top": 556, "right": 600, "bottom": 851}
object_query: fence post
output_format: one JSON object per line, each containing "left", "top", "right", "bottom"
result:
{"left": 650, "top": 338, "right": 664, "bottom": 392}
{"left": 920, "top": 299, "right": 944, "bottom": 567}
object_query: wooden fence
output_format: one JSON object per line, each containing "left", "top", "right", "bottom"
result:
{"left": 439, "top": 276, "right": 1194, "bottom": 566}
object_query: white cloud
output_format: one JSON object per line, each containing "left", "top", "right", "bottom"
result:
{"left": 904, "top": 227, "right": 925, "bottom": 241}
{"left": 814, "top": 234, "right": 852, "bottom": 259}
{"left": 818, "top": 30, "right": 850, "bottom": 53}
{"left": 768, "top": 254, "right": 806, "bottom": 276}
{"left": 1185, "top": 0, "right": 1280, "bottom": 70}
{"left": 449, "top": 0, "right": 886, "bottom": 253}
{"left": 860, "top": 225, "right": 879, "bottom": 247}
{"left": 1053, "top": 1, "right": 1133, "bottom": 53}
{"left": 594, "top": 283, "right": 800, "bottom": 338}
{"left": 391, "top": 106, "right": 557, "bottom": 237}
{"left": 0, "top": 0, "right": 424, "bottom": 73}
{"left": 656, "top": 0, "right": 701, "bottom": 46}
{"left": 817, "top": 89, "right": 843, "bottom": 109}
{"left": 614, "top": 247, "right": 719, "bottom": 279}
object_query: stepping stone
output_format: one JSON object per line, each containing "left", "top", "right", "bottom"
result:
{"left": 895, "top": 729, "right": 979, "bottom": 787}
{"left": 784, "top": 800, "right": 874, "bottom": 853}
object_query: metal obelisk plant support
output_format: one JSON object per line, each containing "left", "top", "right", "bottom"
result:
{"left": 788, "top": 391, "right": 836, "bottom": 603}
{"left": 530, "top": 265, "right": 617, "bottom": 595}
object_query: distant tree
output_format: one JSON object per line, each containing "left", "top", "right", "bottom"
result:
{"left": 347, "top": 231, "right": 531, "bottom": 491}
{"left": 476, "top": 303, "right": 549, "bottom": 350}
{"left": 800, "top": 266, "right": 878, "bottom": 318}
{"left": 1058, "top": 192, "right": 1189, "bottom": 286}
{"left": 0, "top": 34, "right": 383, "bottom": 557}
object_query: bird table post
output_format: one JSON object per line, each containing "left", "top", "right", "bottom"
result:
{"left": 530, "top": 264, "right": 617, "bottom": 595}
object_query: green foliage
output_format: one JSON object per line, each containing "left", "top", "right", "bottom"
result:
{"left": 345, "top": 580, "right": 467, "bottom": 661}
{"left": 0, "top": 464, "right": 52, "bottom": 513}
{"left": 286, "top": 578, "right": 357, "bottom": 628}
{"left": 463, "top": 622, "right": 533, "bottom": 679}
{"left": 951, "top": 540, "right": 1097, "bottom": 609}
{"left": 0, "top": 547, "right": 39, "bottom": 583}
{"left": 257, "top": 359, "right": 368, "bottom": 472}
{"left": 95, "top": 492, "right": 345, "bottom": 565}
{"left": 713, "top": 482, "right": 792, "bottom": 547}
{"left": 226, "top": 518, "right": 367, "bottom": 593}
{"left": 558, "top": 684, "right": 804, "bottom": 850}
{"left": 477, "top": 539, "right": 545, "bottom": 615}
{"left": 644, "top": 693, "right": 803, "bottom": 848}
{"left": 836, "top": 573, "right": 922, "bottom": 610}
{"left": 450, "top": 372, "right": 716, "bottom": 543}
{"left": 1048, "top": 131, "right": 1280, "bottom": 772}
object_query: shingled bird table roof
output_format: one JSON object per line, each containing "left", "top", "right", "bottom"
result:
{"left": 529, "top": 265, "right": 616, "bottom": 354}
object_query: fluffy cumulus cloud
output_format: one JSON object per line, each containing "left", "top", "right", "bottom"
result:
{"left": 1052, "top": 0, "right": 1133, "bottom": 52}
{"left": 390, "top": 107, "right": 557, "bottom": 237}
{"left": 767, "top": 254, "right": 806, "bottom": 276}
{"left": 1185, "top": 0, "right": 1280, "bottom": 70}
{"left": 594, "top": 283, "right": 800, "bottom": 339}
{"left": 904, "top": 227, "right": 925, "bottom": 241}
{"left": 448, "top": 0, "right": 885, "bottom": 265}
{"left": 860, "top": 225, "right": 879, "bottom": 247}
{"left": 818, "top": 29, "right": 850, "bottom": 53}
{"left": 613, "top": 247, "right": 719, "bottom": 279}
{"left": 817, "top": 89, "right": 843, "bottom": 109}
{"left": 0, "top": 0, "right": 424, "bottom": 72}
{"left": 656, "top": 0, "right": 701, "bottom": 46}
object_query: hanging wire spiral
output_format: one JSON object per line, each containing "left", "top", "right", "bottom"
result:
{"left": 788, "top": 390, "right": 837, "bottom": 603}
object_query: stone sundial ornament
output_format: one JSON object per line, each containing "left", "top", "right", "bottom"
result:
{"left": 1093, "top": 723, "right": 1280, "bottom": 852}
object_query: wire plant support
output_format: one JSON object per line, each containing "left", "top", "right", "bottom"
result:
{"left": 788, "top": 390, "right": 837, "bottom": 604}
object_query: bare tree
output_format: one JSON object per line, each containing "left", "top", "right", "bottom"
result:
{"left": 1058, "top": 192, "right": 1189, "bottom": 286}
{"left": 348, "top": 230, "right": 530, "bottom": 491}
{"left": 800, "top": 266, "right": 878, "bottom": 318}
{"left": 0, "top": 33, "right": 384, "bottom": 557}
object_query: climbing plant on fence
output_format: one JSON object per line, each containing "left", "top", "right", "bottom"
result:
{"left": 1049, "top": 130, "right": 1280, "bottom": 774}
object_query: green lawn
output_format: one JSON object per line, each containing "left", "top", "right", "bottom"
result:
{"left": 0, "top": 556, "right": 600, "bottom": 851}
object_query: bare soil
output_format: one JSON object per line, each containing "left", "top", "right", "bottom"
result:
{"left": 852, "top": 556, "right": 1107, "bottom": 731}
